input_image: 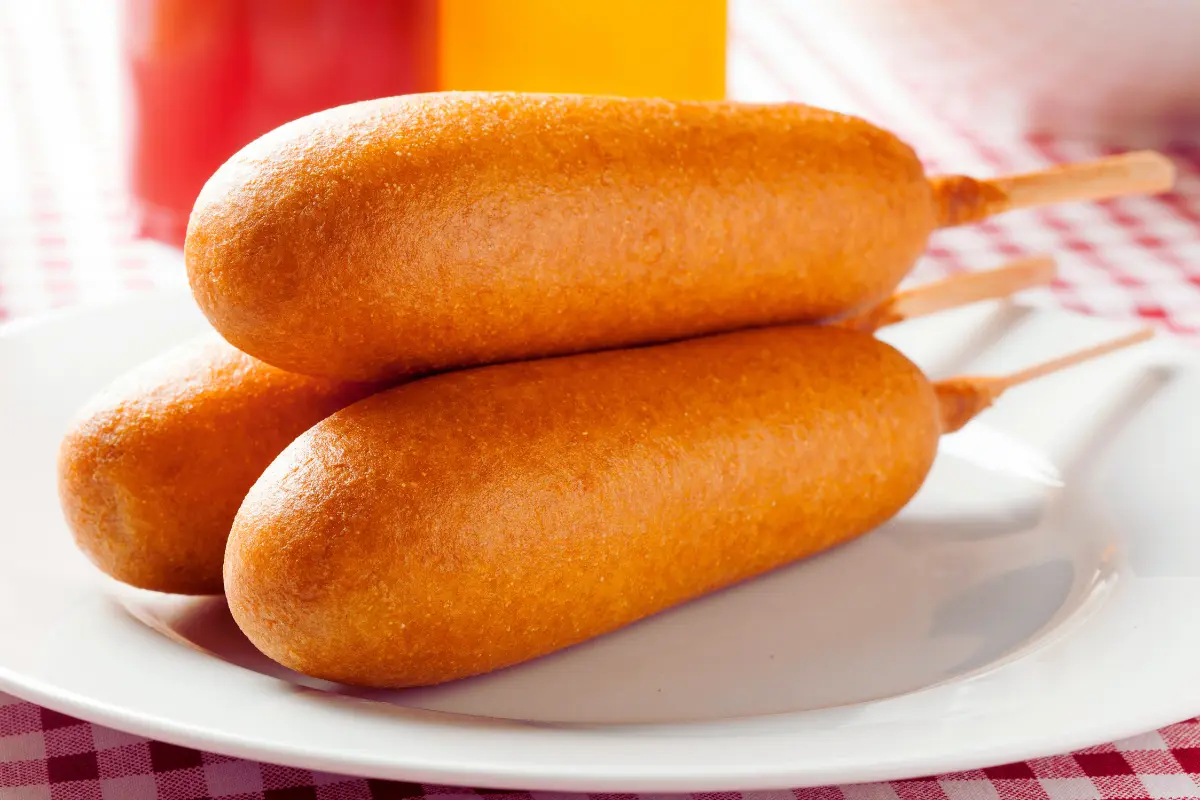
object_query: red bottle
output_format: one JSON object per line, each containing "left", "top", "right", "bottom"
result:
{"left": 123, "top": 0, "right": 436, "bottom": 247}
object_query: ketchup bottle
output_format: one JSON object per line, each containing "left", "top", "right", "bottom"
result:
{"left": 123, "top": 0, "right": 436, "bottom": 247}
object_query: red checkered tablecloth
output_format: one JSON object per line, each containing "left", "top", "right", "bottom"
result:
{"left": 3, "top": 2, "right": 1200, "bottom": 799}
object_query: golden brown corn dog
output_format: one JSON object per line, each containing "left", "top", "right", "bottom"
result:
{"left": 54, "top": 258, "right": 1049, "bottom": 596}
{"left": 185, "top": 91, "right": 1171, "bottom": 382}
{"left": 56, "top": 334, "right": 383, "bottom": 595}
{"left": 224, "top": 321, "right": 1149, "bottom": 688}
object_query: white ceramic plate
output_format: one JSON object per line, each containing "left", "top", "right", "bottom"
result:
{"left": 2, "top": 289, "right": 1199, "bottom": 792}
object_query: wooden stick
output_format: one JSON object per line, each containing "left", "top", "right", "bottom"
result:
{"left": 846, "top": 256, "right": 1057, "bottom": 333}
{"left": 934, "top": 328, "right": 1155, "bottom": 433}
{"left": 990, "top": 151, "right": 1176, "bottom": 211}
{"left": 932, "top": 151, "right": 1176, "bottom": 228}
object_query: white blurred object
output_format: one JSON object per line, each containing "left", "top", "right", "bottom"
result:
{"left": 782, "top": 0, "right": 1200, "bottom": 144}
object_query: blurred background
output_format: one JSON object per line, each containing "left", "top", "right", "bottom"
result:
{"left": 1, "top": 0, "right": 1198, "bottom": 329}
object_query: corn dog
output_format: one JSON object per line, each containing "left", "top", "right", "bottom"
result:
{"left": 185, "top": 91, "right": 1171, "bottom": 382}
{"left": 56, "top": 334, "right": 383, "bottom": 595}
{"left": 224, "top": 320, "right": 1149, "bottom": 688}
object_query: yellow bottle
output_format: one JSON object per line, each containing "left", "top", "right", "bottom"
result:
{"left": 436, "top": 0, "right": 727, "bottom": 100}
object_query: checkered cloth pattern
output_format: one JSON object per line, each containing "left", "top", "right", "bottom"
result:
{"left": 3, "top": 1, "right": 1200, "bottom": 799}
{"left": 4, "top": 694, "right": 1200, "bottom": 800}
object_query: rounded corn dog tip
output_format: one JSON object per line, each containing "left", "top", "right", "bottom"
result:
{"left": 55, "top": 335, "right": 385, "bottom": 595}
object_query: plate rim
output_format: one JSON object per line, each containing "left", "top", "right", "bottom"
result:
{"left": 3, "top": 665, "right": 1198, "bottom": 792}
